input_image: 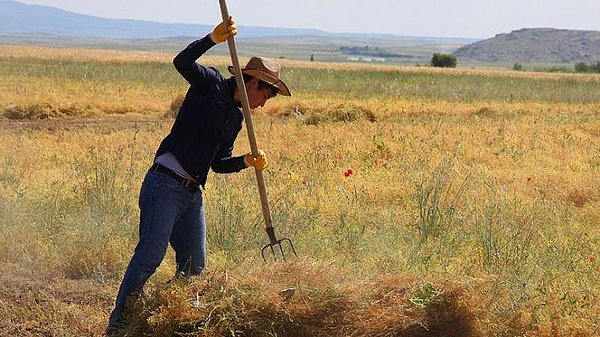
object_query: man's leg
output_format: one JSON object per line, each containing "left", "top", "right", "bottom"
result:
{"left": 170, "top": 190, "right": 206, "bottom": 276}
{"left": 108, "top": 171, "right": 190, "bottom": 328}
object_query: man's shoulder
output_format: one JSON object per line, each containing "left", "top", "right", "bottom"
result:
{"left": 198, "top": 66, "right": 223, "bottom": 82}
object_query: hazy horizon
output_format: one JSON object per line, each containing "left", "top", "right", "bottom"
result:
{"left": 14, "top": 0, "right": 600, "bottom": 39}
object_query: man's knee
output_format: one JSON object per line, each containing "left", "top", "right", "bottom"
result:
{"left": 132, "top": 250, "right": 166, "bottom": 274}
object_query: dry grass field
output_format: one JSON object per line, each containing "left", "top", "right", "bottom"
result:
{"left": 0, "top": 44, "right": 599, "bottom": 336}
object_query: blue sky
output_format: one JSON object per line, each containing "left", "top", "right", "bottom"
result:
{"left": 17, "top": 0, "right": 600, "bottom": 38}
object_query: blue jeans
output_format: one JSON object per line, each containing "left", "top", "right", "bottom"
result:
{"left": 108, "top": 170, "right": 205, "bottom": 327}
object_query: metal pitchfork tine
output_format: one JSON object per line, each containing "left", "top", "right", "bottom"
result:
{"left": 262, "top": 227, "right": 298, "bottom": 262}
{"left": 219, "top": 0, "right": 297, "bottom": 262}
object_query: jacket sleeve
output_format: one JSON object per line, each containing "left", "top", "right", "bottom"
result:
{"left": 173, "top": 34, "right": 219, "bottom": 88}
{"left": 211, "top": 134, "right": 248, "bottom": 173}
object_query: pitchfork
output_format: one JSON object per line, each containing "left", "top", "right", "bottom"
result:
{"left": 218, "top": 0, "right": 297, "bottom": 262}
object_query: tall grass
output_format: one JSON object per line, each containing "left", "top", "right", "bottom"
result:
{"left": 284, "top": 67, "right": 600, "bottom": 103}
{"left": 2, "top": 56, "right": 600, "bottom": 117}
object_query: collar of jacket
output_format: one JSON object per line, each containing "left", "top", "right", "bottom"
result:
{"left": 223, "top": 76, "right": 245, "bottom": 124}
{"left": 226, "top": 76, "right": 246, "bottom": 112}
{"left": 226, "top": 76, "right": 237, "bottom": 96}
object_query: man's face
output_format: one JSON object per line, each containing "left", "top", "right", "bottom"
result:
{"left": 246, "top": 78, "right": 276, "bottom": 109}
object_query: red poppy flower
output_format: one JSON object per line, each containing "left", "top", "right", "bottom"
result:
{"left": 344, "top": 169, "right": 353, "bottom": 177}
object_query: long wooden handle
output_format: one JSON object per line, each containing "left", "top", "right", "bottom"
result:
{"left": 218, "top": 0, "right": 274, "bottom": 231}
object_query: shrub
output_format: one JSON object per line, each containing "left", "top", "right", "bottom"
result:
{"left": 574, "top": 61, "right": 600, "bottom": 74}
{"left": 431, "top": 53, "right": 457, "bottom": 68}
{"left": 512, "top": 63, "right": 523, "bottom": 71}
{"left": 575, "top": 62, "right": 591, "bottom": 73}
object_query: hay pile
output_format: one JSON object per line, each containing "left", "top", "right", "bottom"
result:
{"left": 3, "top": 102, "right": 100, "bottom": 119}
{"left": 121, "top": 260, "right": 480, "bottom": 337}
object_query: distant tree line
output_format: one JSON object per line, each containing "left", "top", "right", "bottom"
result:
{"left": 574, "top": 62, "right": 600, "bottom": 73}
{"left": 339, "top": 46, "right": 413, "bottom": 59}
{"left": 512, "top": 61, "right": 600, "bottom": 74}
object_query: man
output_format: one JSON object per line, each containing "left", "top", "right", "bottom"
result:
{"left": 106, "top": 16, "right": 291, "bottom": 334}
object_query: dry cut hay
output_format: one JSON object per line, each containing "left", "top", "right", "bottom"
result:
{"left": 164, "top": 93, "right": 379, "bottom": 125}
{"left": 3, "top": 102, "right": 100, "bottom": 120}
{"left": 120, "top": 260, "right": 481, "bottom": 337}
{"left": 164, "top": 92, "right": 186, "bottom": 119}
{"left": 276, "top": 102, "right": 378, "bottom": 125}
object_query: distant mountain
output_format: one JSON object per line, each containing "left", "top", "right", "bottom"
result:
{"left": 0, "top": 0, "right": 477, "bottom": 42}
{"left": 453, "top": 28, "right": 600, "bottom": 64}
{"left": 0, "top": 0, "right": 480, "bottom": 64}
{"left": 0, "top": 0, "right": 329, "bottom": 39}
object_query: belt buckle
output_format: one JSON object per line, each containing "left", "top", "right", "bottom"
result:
{"left": 184, "top": 179, "right": 196, "bottom": 190}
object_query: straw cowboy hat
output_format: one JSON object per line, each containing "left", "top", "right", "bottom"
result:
{"left": 228, "top": 57, "right": 291, "bottom": 96}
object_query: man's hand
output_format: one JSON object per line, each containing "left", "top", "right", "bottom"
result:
{"left": 211, "top": 16, "right": 237, "bottom": 43}
{"left": 244, "top": 150, "right": 268, "bottom": 171}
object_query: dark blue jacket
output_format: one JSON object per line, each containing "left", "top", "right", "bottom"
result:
{"left": 155, "top": 35, "right": 247, "bottom": 187}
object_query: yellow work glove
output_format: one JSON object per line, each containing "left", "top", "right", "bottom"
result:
{"left": 244, "top": 150, "right": 268, "bottom": 171}
{"left": 211, "top": 16, "right": 237, "bottom": 43}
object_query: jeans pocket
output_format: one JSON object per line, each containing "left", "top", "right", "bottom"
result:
{"left": 139, "top": 171, "right": 159, "bottom": 209}
{"left": 157, "top": 175, "right": 182, "bottom": 192}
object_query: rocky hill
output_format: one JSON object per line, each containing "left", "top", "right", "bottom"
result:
{"left": 453, "top": 28, "right": 600, "bottom": 64}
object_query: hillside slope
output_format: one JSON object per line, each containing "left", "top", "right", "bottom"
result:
{"left": 453, "top": 28, "right": 600, "bottom": 64}
{"left": 0, "top": 0, "right": 324, "bottom": 39}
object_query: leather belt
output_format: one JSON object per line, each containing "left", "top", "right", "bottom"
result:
{"left": 150, "top": 163, "right": 200, "bottom": 192}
